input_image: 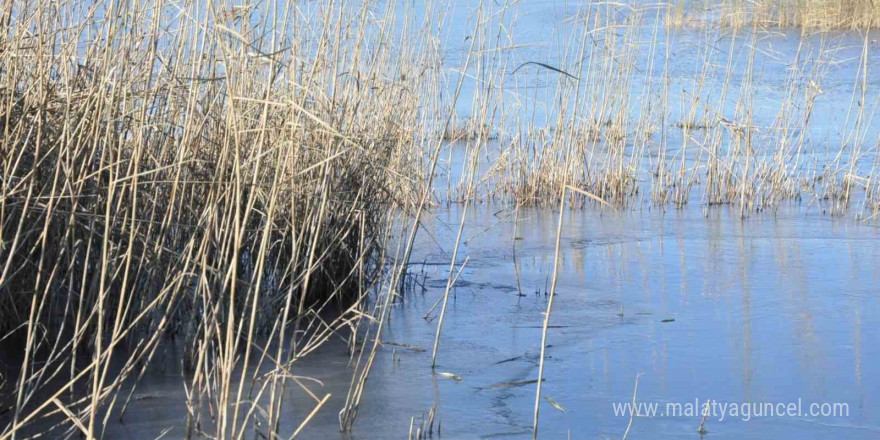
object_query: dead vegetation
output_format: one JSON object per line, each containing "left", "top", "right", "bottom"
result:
{"left": 669, "top": 0, "right": 880, "bottom": 29}
{"left": 1, "top": 0, "right": 879, "bottom": 439}
{"left": 0, "top": 0, "right": 442, "bottom": 438}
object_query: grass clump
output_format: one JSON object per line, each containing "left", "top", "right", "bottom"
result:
{"left": 0, "top": 0, "right": 441, "bottom": 438}
{"left": 669, "top": 0, "right": 880, "bottom": 29}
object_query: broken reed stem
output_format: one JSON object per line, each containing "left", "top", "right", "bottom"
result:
{"left": 698, "top": 398, "right": 711, "bottom": 434}
{"left": 287, "top": 393, "right": 331, "bottom": 440}
{"left": 621, "top": 373, "right": 644, "bottom": 440}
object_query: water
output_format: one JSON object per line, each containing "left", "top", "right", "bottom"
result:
{"left": 92, "top": 202, "right": 880, "bottom": 440}
{"left": 385, "top": 204, "right": 880, "bottom": 439}
{"left": 346, "top": 204, "right": 880, "bottom": 439}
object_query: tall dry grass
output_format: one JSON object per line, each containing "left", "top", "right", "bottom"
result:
{"left": 0, "top": 0, "right": 446, "bottom": 438}
{"left": 669, "top": 0, "right": 880, "bottom": 29}
{"left": 453, "top": 2, "right": 878, "bottom": 219}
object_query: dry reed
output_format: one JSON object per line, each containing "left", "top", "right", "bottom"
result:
{"left": 2, "top": 0, "right": 879, "bottom": 439}
{"left": 0, "top": 0, "right": 443, "bottom": 438}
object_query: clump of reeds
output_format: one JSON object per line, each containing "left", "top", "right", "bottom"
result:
{"left": 670, "top": 0, "right": 880, "bottom": 29}
{"left": 469, "top": 2, "right": 877, "bottom": 216}
{"left": 407, "top": 404, "right": 439, "bottom": 440}
{"left": 482, "top": 2, "right": 651, "bottom": 209}
{"left": 0, "top": 0, "right": 443, "bottom": 438}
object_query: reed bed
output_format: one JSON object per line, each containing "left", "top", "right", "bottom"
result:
{"left": 2, "top": 0, "right": 880, "bottom": 439}
{"left": 0, "top": 0, "right": 444, "bottom": 438}
{"left": 448, "top": 2, "right": 878, "bottom": 220}
{"left": 669, "top": 0, "right": 880, "bottom": 29}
